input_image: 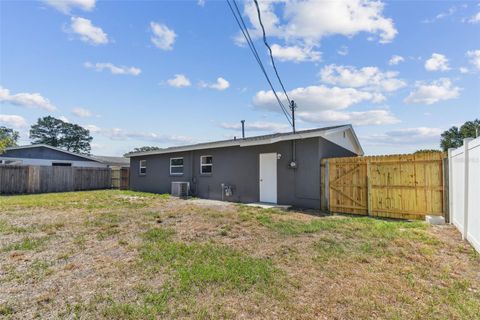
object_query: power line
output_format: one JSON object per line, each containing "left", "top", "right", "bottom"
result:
{"left": 253, "top": 0, "right": 291, "bottom": 105}
{"left": 229, "top": 0, "right": 292, "bottom": 123}
{"left": 226, "top": 0, "right": 292, "bottom": 126}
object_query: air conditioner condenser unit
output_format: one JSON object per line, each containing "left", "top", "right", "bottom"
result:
{"left": 171, "top": 182, "right": 190, "bottom": 198}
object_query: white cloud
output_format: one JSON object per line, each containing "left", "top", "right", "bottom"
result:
{"left": 300, "top": 109, "right": 399, "bottom": 126}
{"left": 0, "top": 114, "right": 28, "bottom": 128}
{"left": 84, "top": 124, "right": 101, "bottom": 133}
{"left": 69, "top": 17, "right": 109, "bottom": 45}
{"left": 363, "top": 127, "right": 442, "bottom": 145}
{"left": 425, "top": 53, "right": 450, "bottom": 72}
{"left": 166, "top": 74, "right": 191, "bottom": 88}
{"left": 468, "top": 12, "right": 480, "bottom": 24}
{"left": 72, "top": 107, "right": 92, "bottom": 118}
{"left": 0, "top": 86, "right": 56, "bottom": 111}
{"left": 467, "top": 50, "right": 480, "bottom": 70}
{"left": 241, "top": 0, "right": 397, "bottom": 45}
{"left": 220, "top": 121, "right": 290, "bottom": 132}
{"left": 459, "top": 67, "right": 469, "bottom": 74}
{"left": 254, "top": 85, "right": 384, "bottom": 113}
{"left": 271, "top": 44, "right": 321, "bottom": 62}
{"left": 388, "top": 55, "right": 404, "bottom": 65}
{"left": 252, "top": 84, "right": 396, "bottom": 125}
{"left": 435, "top": 6, "right": 456, "bottom": 20}
{"left": 319, "top": 65, "right": 406, "bottom": 92}
{"left": 200, "top": 77, "right": 230, "bottom": 90}
{"left": 404, "top": 78, "right": 461, "bottom": 105}
{"left": 337, "top": 45, "right": 349, "bottom": 56}
{"left": 197, "top": 0, "right": 206, "bottom": 7}
{"left": 86, "top": 125, "right": 194, "bottom": 145}
{"left": 84, "top": 62, "right": 141, "bottom": 76}
{"left": 422, "top": 6, "right": 457, "bottom": 23}
{"left": 44, "top": 0, "right": 95, "bottom": 14}
{"left": 150, "top": 22, "right": 176, "bottom": 51}
{"left": 58, "top": 116, "right": 70, "bottom": 123}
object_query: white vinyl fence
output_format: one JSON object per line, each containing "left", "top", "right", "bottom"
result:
{"left": 448, "top": 137, "right": 480, "bottom": 253}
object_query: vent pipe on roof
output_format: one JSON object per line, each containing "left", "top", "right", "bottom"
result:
{"left": 241, "top": 120, "right": 245, "bottom": 139}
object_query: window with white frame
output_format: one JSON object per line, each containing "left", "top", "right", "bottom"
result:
{"left": 200, "top": 155, "right": 213, "bottom": 174}
{"left": 139, "top": 160, "right": 147, "bottom": 175}
{"left": 170, "top": 157, "right": 184, "bottom": 175}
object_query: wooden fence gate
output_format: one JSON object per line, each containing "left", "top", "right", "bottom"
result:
{"left": 111, "top": 167, "right": 129, "bottom": 189}
{"left": 322, "top": 152, "right": 446, "bottom": 220}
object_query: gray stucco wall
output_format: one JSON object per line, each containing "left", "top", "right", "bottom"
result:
{"left": 1, "top": 147, "right": 95, "bottom": 162}
{"left": 129, "top": 137, "right": 356, "bottom": 209}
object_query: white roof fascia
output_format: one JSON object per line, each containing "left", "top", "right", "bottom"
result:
{"left": 319, "top": 125, "right": 364, "bottom": 155}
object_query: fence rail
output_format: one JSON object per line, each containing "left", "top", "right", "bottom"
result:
{"left": 449, "top": 137, "right": 480, "bottom": 253}
{"left": 0, "top": 165, "right": 111, "bottom": 194}
{"left": 321, "top": 152, "right": 446, "bottom": 220}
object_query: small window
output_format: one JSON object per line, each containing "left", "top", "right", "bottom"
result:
{"left": 200, "top": 155, "right": 213, "bottom": 174}
{"left": 170, "top": 157, "right": 184, "bottom": 175}
{"left": 52, "top": 162, "right": 72, "bottom": 167}
{"left": 139, "top": 160, "right": 147, "bottom": 175}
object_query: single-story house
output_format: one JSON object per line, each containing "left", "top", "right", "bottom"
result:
{"left": 90, "top": 155, "right": 130, "bottom": 168}
{"left": 0, "top": 144, "right": 129, "bottom": 168}
{"left": 126, "top": 125, "right": 363, "bottom": 209}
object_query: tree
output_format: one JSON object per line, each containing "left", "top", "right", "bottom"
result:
{"left": 29, "top": 116, "right": 64, "bottom": 147}
{"left": 414, "top": 149, "right": 442, "bottom": 154}
{"left": 132, "top": 146, "right": 162, "bottom": 153}
{"left": 0, "top": 126, "right": 20, "bottom": 153}
{"left": 440, "top": 119, "right": 480, "bottom": 151}
{"left": 29, "top": 116, "right": 93, "bottom": 154}
{"left": 125, "top": 146, "right": 162, "bottom": 157}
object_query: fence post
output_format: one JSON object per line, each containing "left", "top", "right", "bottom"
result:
{"left": 325, "top": 160, "right": 330, "bottom": 213}
{"left": 366, "top": 160, "right": 372, "bottom": 216}
{"left": 463, "top": 138, "right": 473, "bottom": 240}
{"left": 447, "top": 148, "right": 454, "bottom": 224}
{"left": 442, "top": 157, "right": 449, "bottom": 223}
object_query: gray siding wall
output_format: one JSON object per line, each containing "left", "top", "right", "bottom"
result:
{"left": 129, "top": 137, "right": 356, "bottom": 209}
{"left": 1, "top": 147, "right": 95, "bottom": 162}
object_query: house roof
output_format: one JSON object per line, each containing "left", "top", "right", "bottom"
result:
{"left": 91, "top": 155, "right": 130, "bottom": 167}
{"left": 125, "top": 124, "right": 364, "bottom": 157}
{"left": 4, "top": 144, "right": 102, "bottom": 162}
{"left": 4, "top": 144, "right": 129, "bottom": 166}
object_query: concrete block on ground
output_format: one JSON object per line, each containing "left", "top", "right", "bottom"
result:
{"left": 425, "top": 215, "right": 446, "bottom": 225}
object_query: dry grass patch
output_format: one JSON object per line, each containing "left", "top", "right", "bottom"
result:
{"left": 0, "top": 190, "right": 479, "bottom": 319}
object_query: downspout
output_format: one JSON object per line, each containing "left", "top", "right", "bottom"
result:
{"left": 292, "top": 140, "right": 296, "bottom": 163}
{"left": 191, "top": 150, "right": 196, "bottom": 196}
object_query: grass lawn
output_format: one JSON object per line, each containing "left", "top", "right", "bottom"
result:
{"left": 0, "top": 190, "right": 479, "bottom": 319}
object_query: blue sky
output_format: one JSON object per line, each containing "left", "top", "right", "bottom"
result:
{"left": 1, "top": 0, "right": 479, "bottom": 156}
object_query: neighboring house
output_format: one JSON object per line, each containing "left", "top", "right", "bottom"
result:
{"left": 0, "top": 144, "right": 128, "bottom": 168}
{"left": 126, "top": 125, "right": 363, "bottom": 209}
{"left": 90, "top": 155, "right": 130, "bottom": 168}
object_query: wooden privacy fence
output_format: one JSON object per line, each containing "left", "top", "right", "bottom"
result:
{"left": 111, "top": 167, "right": 129, "bottom": 190}
{"left": 321, "top": 152, "right": 447, "bottom": 220}
{"left": 0, "top": 165, "right": 111, "bottom": 194}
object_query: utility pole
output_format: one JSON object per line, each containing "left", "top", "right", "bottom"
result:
{"left": 290, "top": 100, "right": 297, "bottom": 133}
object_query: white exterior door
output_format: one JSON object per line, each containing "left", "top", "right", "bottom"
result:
{"left": 259, "top": 153, "right": 277, "bottom": 203}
